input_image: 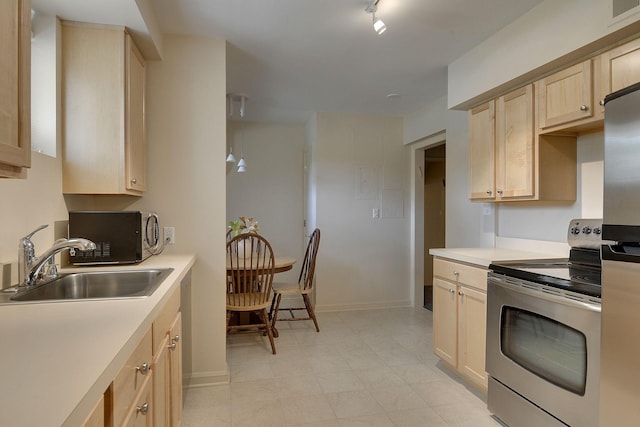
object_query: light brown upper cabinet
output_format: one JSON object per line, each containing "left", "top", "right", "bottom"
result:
{"left": 496, "top": 85, "right": 535, "bottom": 200}
{"left": 62, "top": 22, "right": 147, "bottom": 195}
{"left": 0, "top": 0, "right": 31, "bottom": 178}
{"left": 469, "top": 84, "right": 577, "bottom": 202}
{"left": 536, "top": 58, "right": 605, "bottom": 133}
{"left": 468, "top": 101, "right": 496, "bottom": 200}
{"left": 601, "top": 37, "right": 640, "bottom": 98}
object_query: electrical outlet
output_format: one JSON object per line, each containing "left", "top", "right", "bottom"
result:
{"left": 164, "top": 227, "right": 175, "bottom": 244}
{"left": 372, "top": 208, "right": 380, "bottom": 219}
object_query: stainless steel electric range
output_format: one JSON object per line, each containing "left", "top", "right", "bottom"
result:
{"left": 486, "top": 219, "right": 608, "bottom": 427}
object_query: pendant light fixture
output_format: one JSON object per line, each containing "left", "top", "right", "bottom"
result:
{"left": 365, "top": 0, "right": 387, "bottom": 35}
{"left": 226, "top": 93, "right": 249, "bottom": 172}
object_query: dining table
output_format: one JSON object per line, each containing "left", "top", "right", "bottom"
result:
{"left": 225, "top": 255, "right": 296, "bottom": 274}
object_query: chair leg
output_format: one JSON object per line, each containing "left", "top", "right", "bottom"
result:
{"left": 226, "top": 310, "right": 231, "bottom": 334}
{"left": 272, "top": 293, "right": 283, "bottom": 327}
{"left": 260, "top": 308, "right": 276, "bottom": 355}
{"left": 303, "top": 294, "right": 320, "bottom": 332}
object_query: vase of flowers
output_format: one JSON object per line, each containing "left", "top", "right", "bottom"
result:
{"left": 228, "top": 216, "right": 259, "bottom": 256}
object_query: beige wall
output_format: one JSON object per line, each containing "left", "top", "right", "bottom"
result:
{"left": 0, "top": 153, "right": 68, "bottom": 266}
{"left": 226, "top": 121, "right": 305, "bottom": 284}
{"left": 122, "top": 34, "right": 228, "bottom": 385}
{"left": 314, "top": 112, "right": 409, "bottom": 310}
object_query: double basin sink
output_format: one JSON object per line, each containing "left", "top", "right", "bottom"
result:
{"left": 5, "top": 268, "right": 173, "bottom": 303}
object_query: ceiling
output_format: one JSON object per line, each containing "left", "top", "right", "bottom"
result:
{"left": 33, "top": 0, "right": 544, "bottom": 123}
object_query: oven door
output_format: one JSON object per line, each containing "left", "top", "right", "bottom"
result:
{"left": 486, "top": 273, "right": 601, "bottom": 427}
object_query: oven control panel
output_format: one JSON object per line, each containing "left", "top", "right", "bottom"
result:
{"left": 568, "top": 218, "right": 610, "bottom": 249}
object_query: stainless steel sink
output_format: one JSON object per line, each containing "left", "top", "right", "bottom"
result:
{"left": 9, "top": 268, "right": 174, "bottom": 302}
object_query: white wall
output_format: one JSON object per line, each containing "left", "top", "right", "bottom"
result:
{"left": 226, "top": 121, "right": 305, "bottom": 284}
{"left": 449, "top": 0, "right": 640, "bottom": 108}
{"left": 314, "top": 112, "right": 409, "bottom": 311}
{"left": 30, "top": 14, "right": 58, "bottom": 157}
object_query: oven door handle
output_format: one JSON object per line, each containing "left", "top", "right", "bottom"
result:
{"left": 488, "top": 275, "right": 601, "bottom": 312}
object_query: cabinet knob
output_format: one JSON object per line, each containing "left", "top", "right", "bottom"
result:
{"left": 131, "top": 178, "right": 137, "bottom": 185}
{"left": 599, "top": 100, "right": 605, "bottom": 106}
{"left": 458, "top": 290, "right": 463, "bottom": 296}
{"left": 449, "top": 288, "right": 455, "bottom": 294}
{"left": 168, "top": 342, "right": 177, "bottom": 350}
{"left": 453, "top": 271, "right": 459, "bottom": 276}
{"left": 136, "top": 403, "right": 149, "bottom": 415}
{"left": 486, "top": 190, "right": 492, "bottom": 195}
{"left": 580, "top": 105, "right": 589, "bottom": 111}
{"left": 136, "top": 362, "right": 150, "bottom": 375}
{"left": 496, "top": 189, "right": 503, "bottom": 195}
{"left": 172, "top": 335, "right": 180, "bottom": 343}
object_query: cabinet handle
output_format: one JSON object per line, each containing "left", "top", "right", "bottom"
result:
{"left": 136, "top": 362, "right": 150, "bottom": 375}
{"left": 580, "top": 105, "right": 589, "bottom": 111}
{"left": 136, "top": 403, "right": 149, "bottom": 415}
{"left": 131, "top": 178, "right": 137, "bottom": 185}
{"left": 486, "top": 190, "right": 492, "bottom": 195}
{"left": 168, "top": 342, "right": 177, "bottom": 350}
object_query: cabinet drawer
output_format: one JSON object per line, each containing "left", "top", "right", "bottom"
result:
{"left": 121, "top": 375, "right": 153, "bottom": 427}
{"left": 153, "top": 287, "right": 180, "bottom": 356}
{"left": 113, "top": 328, "right": 153, "bottom": 426}
{"left": 433, "top": 258, "right": 488, "bottom": 291}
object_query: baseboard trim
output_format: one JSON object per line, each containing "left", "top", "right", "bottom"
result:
{"left": 183, "top": 368, "right": 230, "bottom": 389}
{"left": 316, "top": 300, "right": 412, "bottom": 312}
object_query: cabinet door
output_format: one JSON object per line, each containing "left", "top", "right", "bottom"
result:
{"left": 457, "top": 285, "right": 488, "bottom": 391}
{"left": 496, "top": 85, "right": 535, "bottom": 199}
{"left": 433, "top": 278, "right": 457, "bottom": 367}
{"left": 468, "top": 101, "right": 496, "bottom": 200}
{"left": 169, "top": 313, "right": 183, "bottom": 427}
{"left": 152, "top": 334, "right": 171, "bottom": 427}
{"left": 0, "top": 0, "right": 30, "bottom": 177}
{"left": 602, "top": 37, "right": 640, "bottom": 96}
{"left": 538, "top": 60, "right": 593, "bottom": 129}
{"left": 125, "top": 33, "right": 147, "bottom": 192}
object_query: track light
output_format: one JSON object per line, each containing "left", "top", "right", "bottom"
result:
{"left": 365, "top": 1, "right": 387, "bottom": 35}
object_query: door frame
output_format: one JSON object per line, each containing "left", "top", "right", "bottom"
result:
{"left": 409, "top": 131, "right": 446, "bottom": 307}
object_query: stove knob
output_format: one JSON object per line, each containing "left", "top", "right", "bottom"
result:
{"left": 571, "top": 227, "right": 580, "bottom": 235}
{"left": 593, "top": 227, "right": 601, "bottom": 235}
{"left": 582, "top": 226, "right": 592, "bottom": 235}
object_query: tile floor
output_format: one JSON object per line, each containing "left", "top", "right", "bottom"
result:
{"left": 182, "top": 306, "right": 503, "bottom": 426}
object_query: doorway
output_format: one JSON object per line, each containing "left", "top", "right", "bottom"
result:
{"left": 423, "top": 144, "right": 446, "bottom": 310}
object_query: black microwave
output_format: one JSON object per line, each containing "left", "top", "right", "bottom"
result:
{"left": 68, "top": 211, "right": 161, "bottom": 265}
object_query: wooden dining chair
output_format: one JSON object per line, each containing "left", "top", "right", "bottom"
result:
{"left": 226, "top": 233, "right": 277, "bottom": 354}
{"left": 270, "top": 228, "right": 321, "bottom": 334}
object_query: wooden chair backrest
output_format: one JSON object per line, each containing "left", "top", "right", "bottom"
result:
{"left": 226, "top": 233, "right": 275, "bottom": 306}
{"left": 299, "top": 228, "right": 321, "bottom": 291}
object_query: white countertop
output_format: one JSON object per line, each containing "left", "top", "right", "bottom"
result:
{"left": 429, "top": 247, "right": 565, "bottom": 267}
{"left": 0, "top": 254, "right": 196, "bottom": 427}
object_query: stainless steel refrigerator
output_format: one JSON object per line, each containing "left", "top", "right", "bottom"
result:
{"left": 600, "top": 81, "right": 640, "bottom": 425}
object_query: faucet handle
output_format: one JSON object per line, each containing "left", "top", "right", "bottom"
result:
{"left": 22, "top": 224, "right": 48, "bottom": 241}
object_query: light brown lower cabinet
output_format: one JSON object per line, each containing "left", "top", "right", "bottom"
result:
{"left": 81, "top": 286, "right": 183, "bottom": 427}
{"left": 433, "top": 257, "right": 488, "bottom": 392}
{"left": 152, "top": 287, "right": 182, "bottom": 427}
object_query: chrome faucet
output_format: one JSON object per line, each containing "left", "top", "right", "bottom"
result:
{"left": 18, "top": 225, "right": 96, "bottom": 287}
